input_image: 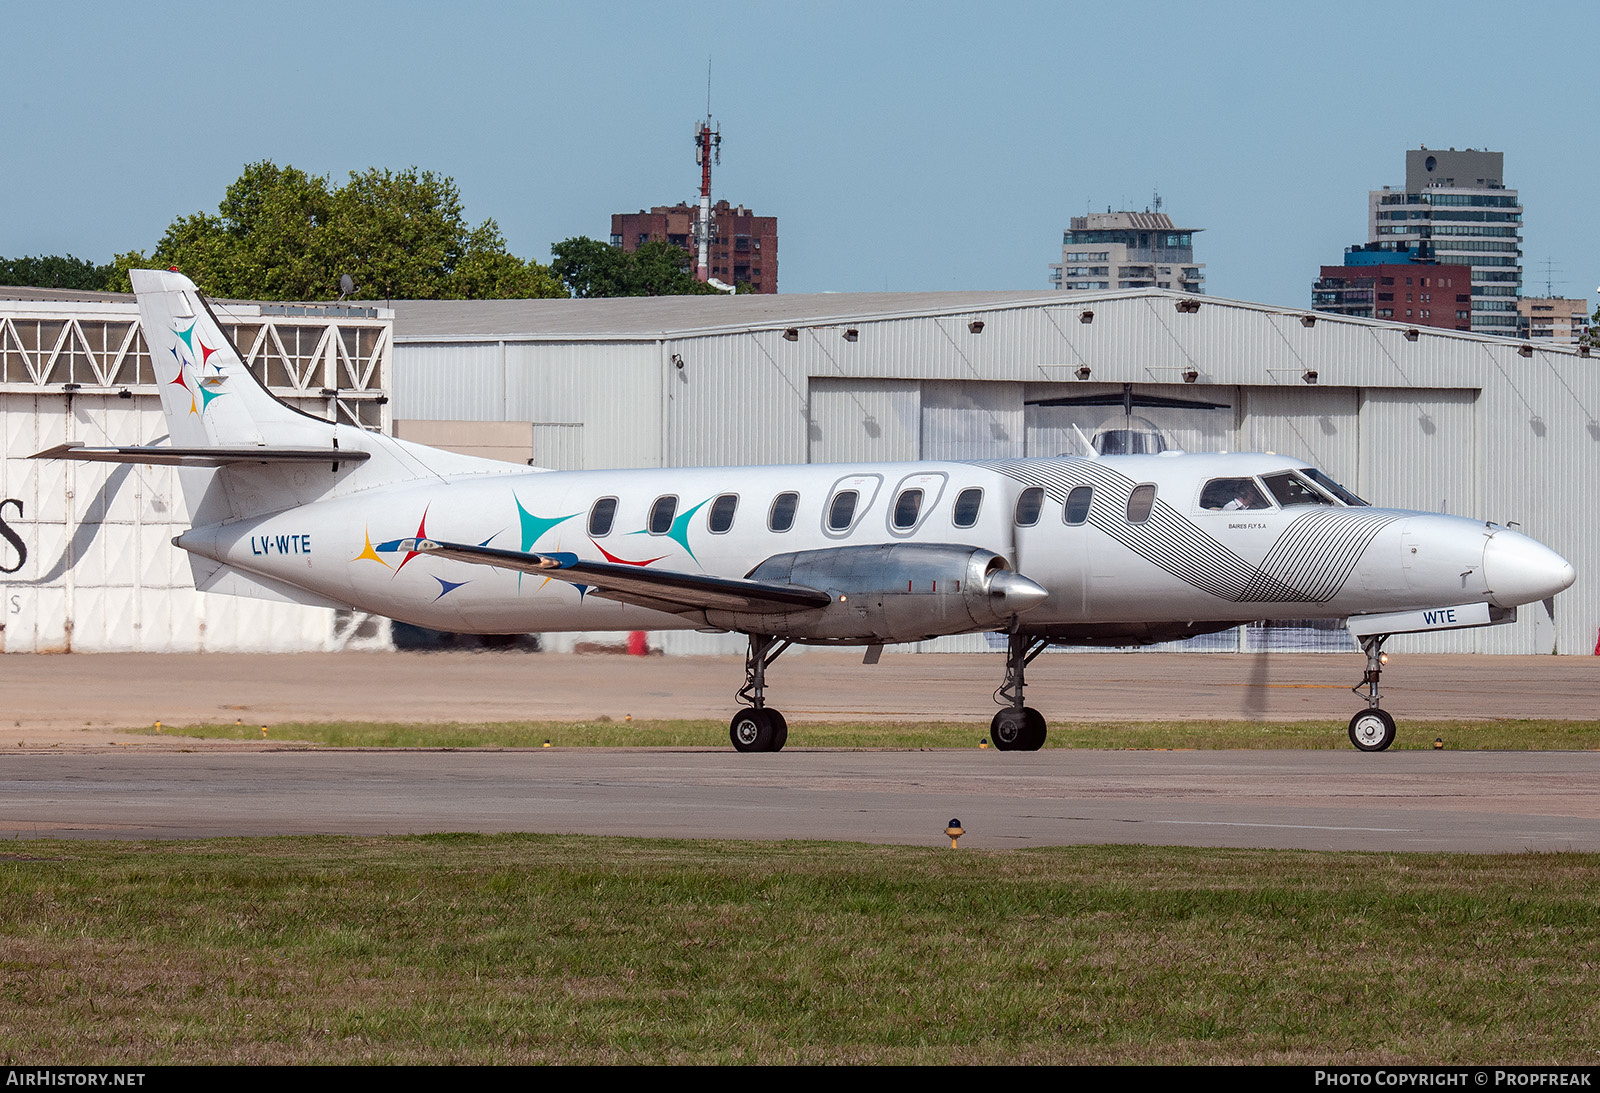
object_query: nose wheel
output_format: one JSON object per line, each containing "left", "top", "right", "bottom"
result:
{"left": 1348, "top": 708, "right": 1396, "bottom": 752}
{"left": 1348, "top": 634, "right": 1396, "bottom": 752}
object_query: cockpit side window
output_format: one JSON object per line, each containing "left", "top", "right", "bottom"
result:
{"left": 1262, "top": 472, "right": 1333, "bottom": 507}
{"left": 1299, "top": 467, "right": 1367, "bottom": 506}
{"left": 1199, "top": 477, "right": 1271, "bottom": 512}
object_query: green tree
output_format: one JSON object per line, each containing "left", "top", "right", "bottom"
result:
{"left": 550, "top": 235, "right": 723, "bottom": 298}
{"left": 0, "top": 254, "right": 113, "bottom": 290}
{"left": 146, "top": 160, "right": 562, "bottom": 301}
{"left": 550, "top": 235, "right": 631, "bottom": 298}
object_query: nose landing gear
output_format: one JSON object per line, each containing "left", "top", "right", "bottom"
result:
{"left": 1348, "top": 634, "right": 1397, "bottom": 752}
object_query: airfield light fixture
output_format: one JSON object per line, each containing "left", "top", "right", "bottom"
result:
{"left": 1075, "top": 365, "right": 1092, "bottom": 381}
{"left": 1300, "top": 315, "right": 1317, "bottom": 328}
{"left": 1175, "top": 299, "right": 1201, "bottom": 314}
{"left": 118, "top": 388, "right": 132, "bottom": 399}
{"left": 1182, "top": 369, "right": 1199, "bottom": 384}
{"left": 968, "top": 319, "right": 985, "bottom": 334}
{"left": 1580, "top": 345, "right": 1592, "bottom": 358}
{"left": 671, "top": 353, "right": 685, "bottom": 370}
{"left": 1404, "top": 328, "right": 1420, "bottom": 342}
{"left": 1302, "top": 370, "right": 1318, "bottom": 384}
{"left": 844, "top": 328, "right": 858, "bottom": 342}
{"left": 1079, "top": 309, "right": 1094, "bottom": 324}
{"left": 782, "top": 327, "right": 799, "bottom": 341}
{"left": 1518, "top": 344, "right": 1534, "bottom": 358}
{"left": 945, "top": 819, "right": 965, "bottom": 848}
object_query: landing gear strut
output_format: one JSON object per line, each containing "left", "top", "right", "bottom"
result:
{"left": 1348, "top": 634, "right": 1397, "bottom": 752}
{"left": 730, "top": 633, "right": 791, "bottom": 753}
{"left": 991, "top": 631, "right": 1049, "bottom": 751}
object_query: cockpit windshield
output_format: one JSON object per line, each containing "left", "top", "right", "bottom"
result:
{"left": 1299, "top": 467, "right": 1367, "bottom": 506}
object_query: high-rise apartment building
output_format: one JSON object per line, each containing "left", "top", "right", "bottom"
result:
{"left": 1050, "top": 211, "right": 1203, "bottom": 293}
{"left": 610, "top": 201, "right": 778, "bottom": 293}
{"left": 1311, "top": 244, "right": 1471, "bottom": 330}
{"left": 1516, "top": 297, "right": 1590, "bottom": 346}
{"left": 1368, "top": 148, "right": 1522, "bottom": 335}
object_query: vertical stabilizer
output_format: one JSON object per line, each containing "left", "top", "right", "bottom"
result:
{"left": 131, "top": 268, "right": 307, "bottom": 449}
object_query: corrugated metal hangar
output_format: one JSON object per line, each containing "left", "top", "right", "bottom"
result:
{"left": 3, "top": 284, "right": 1594, "bottom": 655}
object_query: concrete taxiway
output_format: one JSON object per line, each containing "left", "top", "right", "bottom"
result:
{"left": 3, "top": 748, "right": 1598, "bottom": 852}
{"left": 2, "top": 650, "right": 1596, "bottom": 852}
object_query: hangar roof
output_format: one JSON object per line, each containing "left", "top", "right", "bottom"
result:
{"left": 380, "top": 290, "right": 1078, "bottom": 340}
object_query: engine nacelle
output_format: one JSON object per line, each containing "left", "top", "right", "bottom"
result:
{"left": 705, "top": 543, "right": 1048, "bottom": 643}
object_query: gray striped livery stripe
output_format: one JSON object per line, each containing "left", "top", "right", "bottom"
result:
{"left": 975, "top": 459, "right": 1399, "bottom": 604}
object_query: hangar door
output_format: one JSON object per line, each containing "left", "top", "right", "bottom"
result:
{"left": 807, "top": 379, "right": 920, "bottom": 463}
{"left": 1356, "top": 388, "right": 1479, "bottom": 517}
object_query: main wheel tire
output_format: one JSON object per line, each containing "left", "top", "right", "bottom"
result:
{"left": 990, "top": 708, "right": 1025, "bottom": 751}
{"left": 1348, "top": 708, "right": 1396, "bottom": 752}
{"left": 730, "top": 708, "right": 777, "bottom": 752}
{"left": 767, "top": 708, "right": 789, "bottom": 752}
{"left": 1020, "top": 707, "right": 1047, "bottom": 751}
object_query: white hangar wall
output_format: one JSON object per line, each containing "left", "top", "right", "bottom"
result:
{"left": 391, "top": 289, "right": 1597, "bottom": 655}
{"left": 0, "top": 296, "right": 394, "bottom": 653}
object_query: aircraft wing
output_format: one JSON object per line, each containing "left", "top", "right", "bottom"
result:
{"left": 33, "top": 443, "right": 370, "bottom": 467}
{"left": 411, "top": 539, "right": 834, "bottom": 616}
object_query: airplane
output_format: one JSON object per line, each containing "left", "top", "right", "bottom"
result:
{"left": 35, "top": 270, "right": 1577, "bottom": 753}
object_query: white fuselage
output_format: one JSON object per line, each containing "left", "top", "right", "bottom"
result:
{"left": 174, "top": 450, "right": 1572, "bottom": 641}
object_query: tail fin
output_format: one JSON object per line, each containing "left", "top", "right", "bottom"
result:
{"left": 132, "top": 268, "right": 317, "bottom": 449}
{"left": 121, "top": 269, "right": 518, "bottom": 525}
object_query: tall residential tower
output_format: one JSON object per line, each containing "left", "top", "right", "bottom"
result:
{"left": 1368, "top": 148, "right": 1522, "bottom": 335}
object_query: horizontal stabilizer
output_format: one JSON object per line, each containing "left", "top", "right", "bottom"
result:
{"left": 32, "top": 443, "right": 370, "bottom": 468}
{"left": 409, "top": 539, "right": 834, "bottom": 615}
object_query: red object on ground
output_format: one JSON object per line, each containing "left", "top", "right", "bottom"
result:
{"left": 628, "top": 631, "right": 648, "bottom": 656}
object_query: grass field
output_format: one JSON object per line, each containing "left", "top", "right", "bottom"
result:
{"left": 3, "top": 835, "right": 1598, "bottom": 1064}
{"left": 134, "top": 717, "right": 1600, "bottom": 751}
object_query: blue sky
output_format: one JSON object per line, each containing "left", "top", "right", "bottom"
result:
{"left": 3, "top": 0, "right": 1595, "bottom": 308}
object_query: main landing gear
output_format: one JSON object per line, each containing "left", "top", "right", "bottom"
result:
{"left": 991, "top": 632, "right": 1049, "bottom": 751}
{"left": 1348, "top": 634, "right": 1397, "bottom": 752}
{"left": 730, "top": 633, "right": 791, "bottom": 753}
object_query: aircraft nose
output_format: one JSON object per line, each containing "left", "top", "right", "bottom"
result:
{"left": 1483, "top": 530, "right": 1576, "bottom": 608}
{"left": 988, "top": 570, "right": 1049, "bottom": 615}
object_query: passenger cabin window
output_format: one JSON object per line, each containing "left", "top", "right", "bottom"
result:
{"left": 769, "top": 491, "right": 798, "bottom": 532}
{"left": 708, "top": 493, "right": 738, "bottom": 533}
{"left": 1300, "top": 467, "right": 1367, "bottom": 506}
{"left": 588, "top": 497, "right": 617, "bottom": 537}
{"left": 952, "top": 487, "right": 983, "bottom": 528}
{"left": 1064, "top": 486, "right": 1092, "bottom": 525}
{"left": 1125, "top": 484, "right": 1157, "bottom": 523}
{"left": 828, "top": 490, "right": 859, "bottom": 532}
{"left": 892, "top": 489, "right": 924, "bottom": 530}
{"left": 1262, "top": 472, "right": 1332, "bottom": 508}
{"left": 648, "top": 495, "right": 678, "bottom": 534}
{"left": 1014, "top": 487, "right": 1044, "bottom": 527}
{"left": 1199, "top": 478, "right": 1271, "bottom": 511}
